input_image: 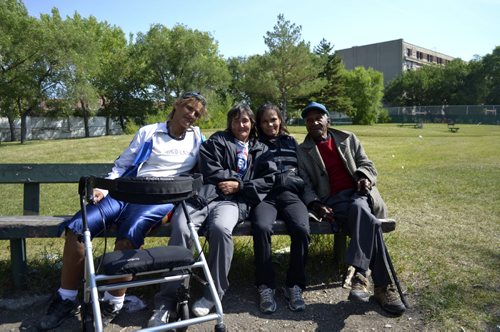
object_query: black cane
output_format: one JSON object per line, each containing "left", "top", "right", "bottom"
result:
{"left": 364, "top": 189, "right": 409, "bottom": 309}
{"left": 378, "top": 229, "right": 410, "bottom": 309}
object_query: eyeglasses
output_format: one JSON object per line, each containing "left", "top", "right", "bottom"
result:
{"left": 181, "top": 91, "right": 207, "bottom": 107}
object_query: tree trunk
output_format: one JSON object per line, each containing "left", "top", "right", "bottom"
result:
{"left": 17, "top": 98, "right": 27, "bottom": 144}
{"left": 106, "top": 116, "right": 110, "bottom": 136}
{"left": 81, "top": 99, "right": 90, "bottom": 137}
{"left": 119, "top": 115, "right": 125, "bottom": 132}
{"left": 280, "top": 90, "right": 288, "bottom": 121}
{"left": 101, "top": 96, "right": 110, "bottom": 136}
{"left": 7, "top": 115, "right": 16, "bottom": 142}
{"left": 20, "top": 113, "right": 27, "bottom": 144}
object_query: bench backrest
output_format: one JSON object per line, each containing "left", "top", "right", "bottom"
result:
{"left": 0, "top": 163, "right": 113, "bottom": 183}
{"left": 0, "top": 163, "right": 113, "bottom": 215}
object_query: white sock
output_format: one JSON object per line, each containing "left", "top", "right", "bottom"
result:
{"left": 102, "top": 291, "right": 125, "bottom": 311}
{"left": 58, "top": 288, "right": 78, "bottom": 302}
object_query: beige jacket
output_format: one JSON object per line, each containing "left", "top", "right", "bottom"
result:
{"left": 297, "top": 128, "right": 387, "bottom": 218}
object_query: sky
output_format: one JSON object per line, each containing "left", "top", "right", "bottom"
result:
{"left": 23, "top": 0, "right": 498, "bottom": 61}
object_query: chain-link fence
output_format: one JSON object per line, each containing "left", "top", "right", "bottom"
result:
{"left": 385, "top": 105, "right": 499, "bottom": 124}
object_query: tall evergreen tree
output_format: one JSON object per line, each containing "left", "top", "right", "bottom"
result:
{"left": 263, "top": 14, "right": 323, "bottom": 119}
{"left": 311, "top": 38, "right": 353, "bottom": 115}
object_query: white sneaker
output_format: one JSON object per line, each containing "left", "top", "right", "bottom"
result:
{"left": 191, "top": 297, "right": 215, "bottom": 317}
{"left": 147, "top": 304, "right": 170, "bottom": 327}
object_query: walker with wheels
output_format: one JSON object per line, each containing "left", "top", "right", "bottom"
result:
{"left": 78, "top": 174, "right": 226, "bottom": 332}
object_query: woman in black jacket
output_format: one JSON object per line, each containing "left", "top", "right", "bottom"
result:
{"left": 250, "top": 103, "right": 310, "bottom": 314}
{"left": 149, "top": 102, "right": 276, "bottom": 325}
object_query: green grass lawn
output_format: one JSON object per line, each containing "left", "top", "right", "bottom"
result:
{"left": 1, "top": 123, "right": 499, "bottom": 331}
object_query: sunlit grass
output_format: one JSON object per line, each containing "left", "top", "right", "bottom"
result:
{"left": 1, "top": 123, "right": 499, "bottom": 330}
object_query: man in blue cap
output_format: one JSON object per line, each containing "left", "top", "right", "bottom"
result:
{"left": 297, "top": 101, "right": 406, "bottom": 316}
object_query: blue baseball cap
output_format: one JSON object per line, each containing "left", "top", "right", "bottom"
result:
{"left": 301, "top": 102, "right": 329, "bottom": 119}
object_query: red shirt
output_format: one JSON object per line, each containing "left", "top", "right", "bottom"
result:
{"left": 316, "top": 136, "right": 356, "bottom": 195}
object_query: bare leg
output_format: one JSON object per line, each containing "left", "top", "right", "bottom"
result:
{"left": 60, "top": 230, "right": 85, "bottom": 290}
{"left": 60, "top": 231, "right": 135, "bottom": 297}
{"left": 108, "top": 238, "right": 135, "bottom": 297}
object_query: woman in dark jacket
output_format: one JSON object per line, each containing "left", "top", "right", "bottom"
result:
{"left": 250, "top": 103, "right": 310, "bottom": 314}
{"left": 149, "top": 102, "right": 276, "bottom": 325}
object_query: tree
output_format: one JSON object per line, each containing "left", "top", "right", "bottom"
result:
{"left": 263, "top": 14, "right": 323, "bottom": 119}
{"left": 463, "top": 58, "right": 488, "bottom": 105}
{"left": 225, "top": 56, "right": 250, "bottom": 102}
{"left": 384, "top": 56, "right": 494, "bottom": 107}
{"left": 134, "top": 24, "right": 230, "bottom": 107}
{"left": 81, "top": 19, "right": 138, "bottom": 134}
{"left": 482, "top": 46, "right": 500, "bottom": 105}
{"left": 0, "top": 6, "right": 85, "bottom": 143}
{"left": 0, "top": 0, "right": 38, "bottom": 141}
{"left": 60, "top": 13, "right": 106, "bottom": 137}
{"left": 311, "top": 39, "right": 353, "bottom": 115}
{"left": 384, "top": 67, "right": 436, "bottom": 107}
{"left": 238, "top": 55, "right": 279, "bottom": 108}
{"left": 345, "top": 67, "right": 384, "bottom": 124}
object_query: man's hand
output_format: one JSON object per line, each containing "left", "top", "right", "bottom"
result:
{"left": 310, "top": 201, "right": 335, "bottom": 223}
{"left": 357, "top": 178, "right": 372, "bottom": 194}
{"left": 217, "top": 180, "right": 240, "bottom": 195}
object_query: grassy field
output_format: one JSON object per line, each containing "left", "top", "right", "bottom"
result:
{"left": 1, "top": 123, "right": 499, "bottom": 331}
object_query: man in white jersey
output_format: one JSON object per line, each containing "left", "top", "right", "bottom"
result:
{"left": 39, "top": 92, "right": 207, "bottom": 330}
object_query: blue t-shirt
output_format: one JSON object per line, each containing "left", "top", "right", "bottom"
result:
{"left": 235, "top": 139, "right": 249, "bottom": 178}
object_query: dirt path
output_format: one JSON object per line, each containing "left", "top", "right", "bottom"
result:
{"left": 1, "top": 281, "right": 424, "bottom": 331}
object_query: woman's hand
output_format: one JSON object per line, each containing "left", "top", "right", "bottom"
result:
{"left": 217, "top": 180, "right": 240, "bottom": 195}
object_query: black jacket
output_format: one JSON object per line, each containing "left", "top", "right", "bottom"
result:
{"left": 189, "top": 130, "right": 277, "bottom": 221}
{"left": 259, "top": 134, "right": 305, "bottom": 195}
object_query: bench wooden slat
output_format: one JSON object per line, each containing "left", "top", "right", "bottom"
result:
{"left": 0, "top": 216, "right": 336, "bottom": 239}
{"left": 0, "top": 163, "right": 113, "bottom": 183}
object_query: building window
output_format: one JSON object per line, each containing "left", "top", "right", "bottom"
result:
{"left": 407, "top": 48, "right": 412, "bottom": 57}
{"left": 437, "top": 57, "right": 443, "bottom": 64}
{"left": 427, "top": 54, "right": 433, "bottom": 62}
{"left": 416, "top": 51, "right": 423, "bottom": 60}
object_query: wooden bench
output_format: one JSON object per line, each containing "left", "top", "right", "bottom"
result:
{"left": 0, "top": 163, "right": 394, "bottom": 288}
{"left": 448, "top": 123, "right": 460, "bottom": 132}
{"left": 398, "top": 122, "right": 423, "bottom": 129}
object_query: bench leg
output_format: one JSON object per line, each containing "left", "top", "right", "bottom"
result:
{"left": 333, "top": 233, "right": 347, "bottom": 279}
{"left": 10, "top": 238, "right": 28, "bottom": 288}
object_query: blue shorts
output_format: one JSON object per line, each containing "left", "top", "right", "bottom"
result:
{"left": 62, "top": 195, "right": 174, "bottom": 248}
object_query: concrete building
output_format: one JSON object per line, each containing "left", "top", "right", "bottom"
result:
{"left": 336, "top": 38, "right": 455, "bottom": 85}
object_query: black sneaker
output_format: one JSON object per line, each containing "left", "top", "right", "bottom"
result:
{"left": 283, "top": 285, "right": 306, "bottom": 312}
{"left": 39, "top": 293, "right": 80, "bottom": 330}
{"left": 100, "top": 300, "right": 121, "bottom": 327}
{"left": 257, "top": 285, "right": 277, "bottom": 314}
